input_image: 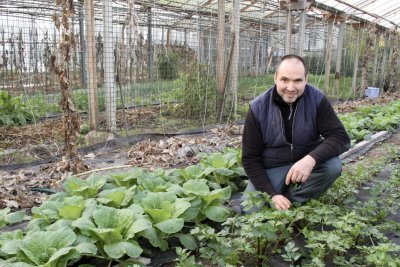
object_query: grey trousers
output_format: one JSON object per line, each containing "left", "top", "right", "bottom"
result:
{"left": 243, "top": 157, "right": 342, "bottom": 204}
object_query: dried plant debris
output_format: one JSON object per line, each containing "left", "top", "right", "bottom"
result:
{"left": 0, "top": 120, "right": 64, "bottom": 150}
{"left": 0, "top": 170, "right": 63, "bottom": 210}
{"left": 0, "top": 125, "right": 243, "bottom": 209}
{"left": 127, "top": 125, "right": 243, "bottom": 169}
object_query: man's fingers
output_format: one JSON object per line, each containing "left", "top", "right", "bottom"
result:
{"left": 272, "top": 195, "right": 292, "bottom": 210}
{"left": 285, "top": 170, "right": 293, "bottom": 185}
{"left": 279, "top": 200, "right": 291, "bottom": 210}
{"left": 287, "top": 169, "right": 309, "bottom": 184}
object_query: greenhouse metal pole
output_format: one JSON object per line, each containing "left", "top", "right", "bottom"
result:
{"left": 31, "top": 19, "right": 38, "bottom": 74}
{"left": 78, "top": 0, "right": 87, "bottom": 89}
{"left": 85, "top": 0, "right": 99, "bottom": 130}
{"left": 324, "top": 18, "right": 333, "bottom": 95}
{"left": 216, "top": 0, "right": 225, "bottom": 119}
{"left": 1, "top": 30, "right": 5, "bottom": 74}
{"left": 231, "top": 0, "right": 240, "bottom": 120}
{"left": 197, "top": 16, "right": 202, "bottom": 62}
{"left": 103, "top": 0, "right": 116, "bottom": 132}
{"left": 247, "top": 39, "right": 251, "bottom": 76}
{"left": 147, "top": 8, "right": 152, "bottom": 81}
{"left": 260, "top": 3, "right": 266, "bottom": 74}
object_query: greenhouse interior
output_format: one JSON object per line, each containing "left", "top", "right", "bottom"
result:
{"left": 0, "top": 0, "right": 400, "bottom": 266}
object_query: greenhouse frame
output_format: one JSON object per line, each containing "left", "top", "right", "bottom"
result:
{"left": 1, "top": 0, "right": 400, "bottom": 133}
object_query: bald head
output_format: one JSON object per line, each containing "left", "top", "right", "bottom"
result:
{"left": 275, "top": 55, "right": 307, "bottom": 77}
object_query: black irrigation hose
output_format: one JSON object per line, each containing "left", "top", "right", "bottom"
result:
{"left": 29, "top": 187, "right": 58, "bottom": 194}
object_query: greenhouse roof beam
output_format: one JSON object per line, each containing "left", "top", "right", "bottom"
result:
{"left": 313, "top": 0, "right": 400, "bottom": 31}
{"left": 133, "top": 0, "right": 288, "bottom": 32}
{"left": 311, "top": 1, "right": 386, "bottom": 32}
{"left": 2, "top": 0, "right": 399, "bottom": 36}
{"left": 379, "top": 6, "right": 400, "bottom": 20}
{"left": 334, "top": 0, "right": 399, "bottom": 28}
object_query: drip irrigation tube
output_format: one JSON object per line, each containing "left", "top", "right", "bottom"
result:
{"left": 29, "top": 187, "right": 58, "bottom": 194}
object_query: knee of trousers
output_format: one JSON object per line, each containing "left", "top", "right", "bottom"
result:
{"left": 319, "top": 157, "right": 342, "bottom": 179}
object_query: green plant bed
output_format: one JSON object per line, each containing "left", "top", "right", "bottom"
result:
{"left": 339, "top": 100, "right": 400, "bottom": 143}
{"left": 0, "top": 149, "right": 245, "bottom": 266}
{"left": 184, "top": 147, "right": 400, "bottom": 266}
{"left": 1, "top": 144, "right": 399, "bottom": 266}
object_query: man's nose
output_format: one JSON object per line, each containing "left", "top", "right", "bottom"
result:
{"left": 286, "top": 82, "right": 296, "bottom": 91}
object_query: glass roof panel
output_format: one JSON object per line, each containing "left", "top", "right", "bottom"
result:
{"left": 1, "top": 0, "right": 399, "bottom": 32}
{"left": 315, "top": 0, "right": 400, "bottom": 29}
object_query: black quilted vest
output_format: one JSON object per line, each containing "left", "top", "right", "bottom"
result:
{"left": 250, "top": 84, "right": 325, "bottom": 169}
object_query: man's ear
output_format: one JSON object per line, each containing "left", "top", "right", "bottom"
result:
{"left": 274, "top": 73, "right": 277, "bottom": 83}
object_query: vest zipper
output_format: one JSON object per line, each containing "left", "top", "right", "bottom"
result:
{"left": 278, "top": 110, "right": 288, "bottom": 143}
{"left": 278, "top": 109, "right": 293, "bottom": 162}
{"left": 279, "top": 104, "right": 298, "bottom": 163}
{"left": 290, "top": 144, "right": 294, "bottom": 162}
{"left": 288, "top": 105, "right": 293, "bottom": 120}
{"left": 290, "top": 104, "right": 299, "bottom": 162}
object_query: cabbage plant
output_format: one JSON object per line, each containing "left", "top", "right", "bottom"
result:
{"left": 0, "top": 227, "right": 96, "bottom": 267}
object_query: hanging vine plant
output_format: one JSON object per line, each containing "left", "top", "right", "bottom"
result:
{"left": 51, "top": 0, "right": 88, "bottom": 174}
{"left": 387, "top": 31, "right": 399, "bottom": 92}
{"left": 360, "top": 23, "right": 377, "bottom": 91}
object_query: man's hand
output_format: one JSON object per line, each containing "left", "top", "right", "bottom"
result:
{"left": 285, "top": 155, "right": 316, "bottom": 185}
{"left": 271, "top": 195, "right": 292, "bottom": 210}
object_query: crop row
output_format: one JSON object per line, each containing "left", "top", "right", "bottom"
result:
{"left": 0, "top": 149, "right": 245, "bottom": 266}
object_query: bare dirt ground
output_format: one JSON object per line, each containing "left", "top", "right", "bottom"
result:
{"left": 0, "top": 125, "right": 243, "bottom": 209}
{"left": 1, "top": 92, "right": 400, "bottom": 210}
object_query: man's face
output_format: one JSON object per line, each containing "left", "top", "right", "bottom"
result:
{"left": 274, "top": 58, "right": 307, "bottom": 104}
